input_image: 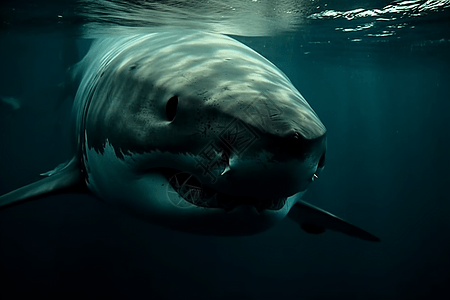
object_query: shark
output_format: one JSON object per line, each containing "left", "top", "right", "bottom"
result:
{"left": 0, "top": 96, "right": 21, "bottom": 110}
{"left": 0, "top": 30, "right": 379, "bottom": 241}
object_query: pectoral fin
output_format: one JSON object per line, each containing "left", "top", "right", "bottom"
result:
{"left": 0, "top": 157, "right": 87, "bottom": 209}
{"left": 288, "top": 200, "right": 380, "bottom": 242}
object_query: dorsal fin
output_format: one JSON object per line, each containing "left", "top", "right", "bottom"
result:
{"left": 0, "top": 157, "right": 87, "bottom": 209}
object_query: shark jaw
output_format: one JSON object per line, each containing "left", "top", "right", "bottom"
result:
{"left": 158, "top": 168, "right": 288, "bottom": 213}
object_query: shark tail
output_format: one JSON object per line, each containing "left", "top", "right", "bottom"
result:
{"left": 0, "top": 157, "right": 87, "bottom": 209}
{"left": 288, "top": 200, "right": 381, "bottom": 242}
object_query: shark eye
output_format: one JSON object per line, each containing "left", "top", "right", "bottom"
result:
{"left": 166, "top": 96, "right": 178, "bottom": 121}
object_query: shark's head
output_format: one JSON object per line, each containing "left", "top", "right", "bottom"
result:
{"left": 81, "top": 31, "right": 326, "bottom": 235}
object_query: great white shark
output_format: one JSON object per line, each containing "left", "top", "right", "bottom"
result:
{"left": 0, "top": 30, "right": 379, "bottom": 241}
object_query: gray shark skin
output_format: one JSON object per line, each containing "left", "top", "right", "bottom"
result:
{"left": 0, "top": 30, "right": 379, "bottom": 241}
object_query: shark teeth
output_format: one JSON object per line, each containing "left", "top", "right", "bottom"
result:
{"left": 160, "top": 168, "right": 286, "bottom": 212}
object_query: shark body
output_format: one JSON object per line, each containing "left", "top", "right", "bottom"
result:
{"left": 0, "top": 30, "right": 379, "bottom": 241}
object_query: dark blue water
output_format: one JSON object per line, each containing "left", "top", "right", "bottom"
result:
{"left": 1, "top": 1, "right": 449, "bottom": 299}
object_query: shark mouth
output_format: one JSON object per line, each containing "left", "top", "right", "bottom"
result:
{"left": 158, "top": 168, "right": 287, "bottom": 212}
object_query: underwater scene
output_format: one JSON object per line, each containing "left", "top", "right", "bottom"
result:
{"left": 0, "top": 1, "right": 449, "bottom": 299}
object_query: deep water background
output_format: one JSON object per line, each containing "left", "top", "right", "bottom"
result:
{"left": 1, "top": 2, "right": 450, "bottom": 299}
